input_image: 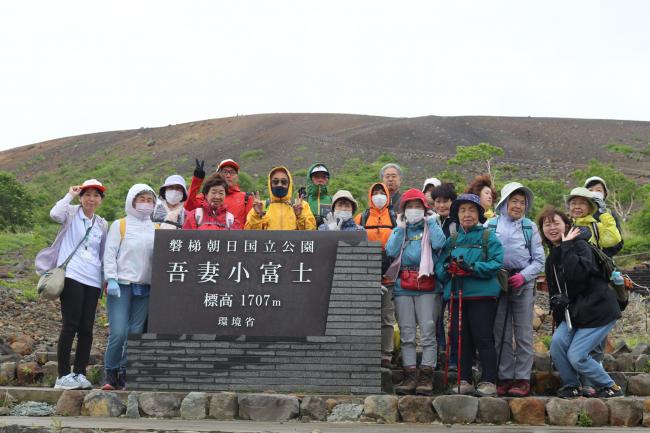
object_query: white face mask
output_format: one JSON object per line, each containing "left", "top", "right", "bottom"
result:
{"left": 591, "top": 191, "right": 604, "bottom": 200}
{"left": 334, "top": 210, "right": 353, "bottom": 222}
{"left": 135, "top": 202, "right": 154, "bottom": 219}
{"left": 165, "top": 189, "right": 183, "bottom": 205}
{"left": 372, "top": 194, "right": 388, "bottom": 208}
{"left": 405, "top": 208, "right": 425, "bottom": 224}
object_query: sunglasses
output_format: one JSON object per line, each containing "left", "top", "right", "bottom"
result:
{"left": 271, "top": 179, "right": 289, "bottom": 186}
{"left": 219, "top": 168, "right": 237, "bottom": 175}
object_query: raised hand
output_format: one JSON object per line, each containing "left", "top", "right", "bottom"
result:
{"left": 396, "top": 213, "right": 406, "bottom": 229}
{"left": 194, "top": 159, "right": 205, "bottom": 179}
{"left": 562, "top": 226, "right": 582, "bottom": 242}
{"left": 69, "top": 185, "right": 82, "bottom": 197}
{"left": 292, "top": 193, "right": 304, "bottom": 216}
{"left": 252, "top": 191, "right": 264, "bottom": 216}
{"left": 324, "top": 212, "right": 339, "bottom": 231}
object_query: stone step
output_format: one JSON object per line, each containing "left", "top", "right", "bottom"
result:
{"left": 1, "top": 386, "right": 649, "bottom": 427}
{"left": 385, "top": 369, "right": 650, "bottom": 396}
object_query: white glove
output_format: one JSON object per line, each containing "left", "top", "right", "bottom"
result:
{"left": 396, "top": 213, "right": 406, "bottom": 229}
{"left": 380, "top": 285, "right": 389, "bottom": 296}
{"left": 593, "top": 196, "right": 608, "bottom": 213}
{"left": 324, "top": 213, "right": 341, "bottom": 231}
{"left": 426, "top": 210, "right": 441, "bottom": 225}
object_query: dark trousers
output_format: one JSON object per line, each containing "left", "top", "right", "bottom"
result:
{"left": 450, "top": 297, "right": 498, "bottom": 383}
{"left": 57, "top": 278, "right": 101, "bottom": 377}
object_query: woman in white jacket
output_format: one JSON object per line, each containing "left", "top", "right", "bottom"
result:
{"left": 102, "top": 184, "right": 157, "bottom": 390}
{"left": 35, "top": 179, "right": 108, "bottom": 390}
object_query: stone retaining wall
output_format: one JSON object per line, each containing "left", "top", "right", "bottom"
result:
{"left": 127, "top": 241, "right": 382, "bottom": 394}
{"left": 2, "top": 387, "right": 650, "bottom": 427}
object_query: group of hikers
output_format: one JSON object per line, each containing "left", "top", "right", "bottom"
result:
{"left": 35, "top": 157, "right": 627, "bottom": 399}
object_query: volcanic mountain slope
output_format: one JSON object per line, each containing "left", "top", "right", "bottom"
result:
{"left": 1, "top": 113, "right": 649, "bottom": 184}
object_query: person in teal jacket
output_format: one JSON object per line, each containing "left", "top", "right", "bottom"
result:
{"left": 435, "top": 193, "right": 504, "bottom": 397}
{"left": 385, "top": 188, "right": 446, "bottom": 396}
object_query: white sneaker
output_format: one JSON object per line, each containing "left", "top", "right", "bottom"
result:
{"left": 75, "top": 373, "right": 93, "bottom": 390}
{"left": 54, "top": 373, "right": 81, "bottom": 390}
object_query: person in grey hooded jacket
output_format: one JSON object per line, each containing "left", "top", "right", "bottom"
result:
{"left": 486, "top": 182, "right": 545, "bottom": 397}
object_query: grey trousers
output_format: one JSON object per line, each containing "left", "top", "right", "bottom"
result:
{"left": 381, "top": 286, "right": 395, "bottom": 359}
{"left": 394, "top": 292, "right": 442, "bottom": 368}
{"left": 494, "top": 282, "right": 535, "bottom": 380}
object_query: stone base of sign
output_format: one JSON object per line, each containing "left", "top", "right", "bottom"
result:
{"left": 128, "top": 241, "right": 382, "bottom": 394}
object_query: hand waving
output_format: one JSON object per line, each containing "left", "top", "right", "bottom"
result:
{"left": 561, "top": 227, "right": 582, "bottom": 243}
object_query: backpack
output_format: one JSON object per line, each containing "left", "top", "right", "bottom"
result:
{"left": 585, "top": 240, "right": 628, "bottom": 310}
{"left": 360, "top": 208, "right": 397, "bottom": 230}
{"left": 450, "top": 228, "right": 509, "bottom": 292}
{"left": 194, "top": 208, "right": 234, "bottom": 229}
{"left": 487, "top": 216, "right": 534, "bottom": 255}
{"left": 360, "top": 208, "right": 397, "bottom": 275}
{"left": 119, "top": 218, "right": 160, "bottom": 240}
{"left": 591, "top": 213, "right": 624, "bottom": 257}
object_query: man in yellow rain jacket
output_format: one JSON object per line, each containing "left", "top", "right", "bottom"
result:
{"left": 245, "top": 166, "right": 317, "bottom": 231}
{"left": 566, "top": 187, "right": 621, "bottom": 249}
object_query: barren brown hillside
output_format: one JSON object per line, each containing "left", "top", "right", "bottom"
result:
{"left": 1, "top": 113, "right": 649, "bottom": 185}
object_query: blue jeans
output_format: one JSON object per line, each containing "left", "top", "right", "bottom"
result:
{"left": 104, "top": 284, "right": 149, "bottom": 371}
{"left": 550, "top": 320, "right": 616, "bottom": 389}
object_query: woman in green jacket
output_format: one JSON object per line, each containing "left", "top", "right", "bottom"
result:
{"left": 435, "top": 194, "right": 504, "bottom": 396}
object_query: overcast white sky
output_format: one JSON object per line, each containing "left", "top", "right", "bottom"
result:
{"left": 1, "top": 0, "right": 649, "bottom": 151}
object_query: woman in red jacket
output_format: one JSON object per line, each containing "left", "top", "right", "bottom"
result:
{"left": 183, "top": 175, "right": 241, "bottom": 230}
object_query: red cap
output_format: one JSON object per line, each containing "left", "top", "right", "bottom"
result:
{"left": 398, "top": 188, "right": 430, "bottom": 212}
{"left": 217, "top": 159, "right": 240, "bottom": 172}
{"left": 79, "top": 179, "right": 106, "bottom": 193}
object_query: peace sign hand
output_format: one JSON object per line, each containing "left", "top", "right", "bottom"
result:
{"left": 252, "top": 192, "right": 264, "bottom": 216}
{"left": 292, "top": 193, "right": 304, "bottom": 216}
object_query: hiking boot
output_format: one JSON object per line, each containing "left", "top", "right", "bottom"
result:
{"left": 581, "top": 386, "right": 597, "bottom": 398}
{"left": 117, "top": 370, "right": 127, "bottom": 390}
{"left": 557, "top": 385, "right": 581, "bottom": 399}
{"left": 476, "top": 382, "right": 497, "bottom": 397}
{"left": 450, "top": 380, "right": 475, "bottom": 395}
{"left": 415, "top": 366, "right": 434, "bottom": 396}
{"left": 596, "top": 384, "right": 623, "bottom": 398}
{"left": 497, "top": 379, "right": 513, "bottom": 396}
{"left": 101, "top": 370, "right": 118, "bottom": 391}
{"left": 508, "top": 379, "right": 530, "bottom": 397}
{"left": 395, "top": 366, "right": 417, "bottom": 395}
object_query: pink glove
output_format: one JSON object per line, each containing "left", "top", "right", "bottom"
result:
{"left": 508, "top": 273, "right": 526, "bottom": 289}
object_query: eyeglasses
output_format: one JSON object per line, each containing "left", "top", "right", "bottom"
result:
{"left": 219, "top": 169, "right": 237, "bottom": 175}
{"left": 271, "top": 179, "right": 289, "bottom": 186}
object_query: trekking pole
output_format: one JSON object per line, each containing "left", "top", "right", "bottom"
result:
{"left": 497, "top": 285, "right": 511, "bottom": 376}
{"left": 444, "top": 275, "right": 455, "bottom": 388}
{"left": 457, "top": 257, "right": 464, "bottom": 395}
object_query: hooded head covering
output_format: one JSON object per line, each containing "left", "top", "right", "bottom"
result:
{"left": 584, "top": 176, "right": 609, "bottom": 198}
{"left": 450, "top": 193, "right": 486, "bottom": 224}
{"left": 565, "top": 187, "right": 596, "bottom": 214}
{"left": 367, "top": 182, "right": 391, "bottom": 211}
{"left": 495, "top": 182, "right": 534, "bottom": 217}
{"left": 159, "top": 174, "right": 188, "bottom": 202}
{"left": 126, "top": 184, "right": 157, "bottom": 218}
{"left": 422, "top": 177, "right": 442, "bottom": 192}
{"left": 331, "top": 190, "right": 359, "bottom": 214}
{"left": 398, "top": 188, "right": 430, "bottom": 213}
{"left": 268, "top": 166, "right": 293, "bottom": 202}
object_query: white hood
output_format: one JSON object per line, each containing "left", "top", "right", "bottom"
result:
{"left": 495, "top": 182, "right": 534, "bottom": 217}
{"left": 125, "top": 183, "right": 157, "bottom": 218}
